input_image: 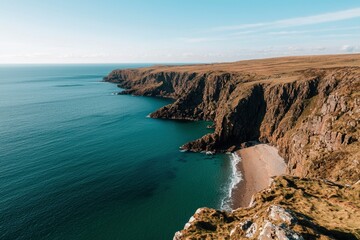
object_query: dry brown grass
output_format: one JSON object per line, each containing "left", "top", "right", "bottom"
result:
{"left": 138, "top": 54, "right": 360, "bottom": 76}
{"left": 175, "top": 176, "right": 360, "bottom": 239}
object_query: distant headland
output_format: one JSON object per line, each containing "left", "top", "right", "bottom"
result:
{"left": 105, "top": 54, "right": 360, "bottom": 239}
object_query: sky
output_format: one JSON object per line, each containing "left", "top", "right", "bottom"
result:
{"left": 0, "top": 0, "right": 360, "bottom": 63}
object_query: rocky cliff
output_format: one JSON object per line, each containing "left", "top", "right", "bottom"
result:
{"left": 174, "top": 176, "right": 360, "bottom": 239}
{"left": 105, "top": 54, "right": 360, "bottom": 184}
{"left": 105, "top": 54, "right": 360, "bottom": 239}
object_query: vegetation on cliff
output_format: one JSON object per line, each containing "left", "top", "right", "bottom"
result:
{"left": 174, "top": 176, "right": 360, "bottom": 240}
{"left": 105, "top": 54, "right": 360, "bottom": 239}
{"left": 105, "top": 54, "right": 360, "bottom": 184}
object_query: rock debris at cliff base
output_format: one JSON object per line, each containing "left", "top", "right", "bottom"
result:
{"left": 105, "top": 54, "right": 360, "bottom": 184}
{"left": 104, "top": 54, "right": 360, "bottom": 239}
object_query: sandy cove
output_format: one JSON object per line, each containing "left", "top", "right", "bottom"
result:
{"left": 232, "top": 144, "right": 286, "bottom": 208}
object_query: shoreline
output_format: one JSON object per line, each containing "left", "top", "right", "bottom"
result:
{"left": 231, "top": 144, "right": 286, "bottom": 208}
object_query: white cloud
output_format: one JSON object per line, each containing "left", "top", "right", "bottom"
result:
{"left": 182, "top": 52, "right": 195, "bottom": 57}
{"left": 341, "top": 45, "right": 359, "bottom": 52}
{"left": 213, "top": 8, "right": 360, "bottom": 31}
{"left": 180, "top": 37, "right": 229, "bottom": 43}
{"left": 268, "top": 26, "right": 360, "bottom": 35}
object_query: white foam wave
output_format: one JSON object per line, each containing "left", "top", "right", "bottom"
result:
{"left": 220, "top": 153, "right": 243, "bottom": 211}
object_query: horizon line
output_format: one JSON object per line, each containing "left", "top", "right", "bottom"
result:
{"left": 1, "top": 52, "right": 359, "bottom": 65}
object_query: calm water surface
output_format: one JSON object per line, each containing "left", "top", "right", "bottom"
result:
{"left": 0, "top": 64, "right": 231, "bottom": 240}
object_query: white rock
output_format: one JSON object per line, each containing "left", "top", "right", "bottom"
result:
{"left": 268, "top": 205, "right": 295, "bottom": 225}
{"left": 195, "top": 208, "right": 205, "bottom": 214}
{"left": 184, "top": 222, "right": 191, "bottom": 229}
{"left": 258, "top": 220, "right": 304, "bottom": 240}
{"left": 245, "top": 222, "right": 257, "bottom": 238}
{"left": 173, "top": 231, "right": 182, "bottom": 240}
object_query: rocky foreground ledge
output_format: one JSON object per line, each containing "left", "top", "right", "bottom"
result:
{"left": 174, "top": 176, "right": 360, "bottom": 240}
{"left": 105, "top": 54, "right": 360, "bottom": 239}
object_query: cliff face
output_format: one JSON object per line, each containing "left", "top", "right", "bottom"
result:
{"left": 173, "top": 176, "right": 360, "bottom": 240}
{"left": 105, "top": 55, "right": 360, "bottom": 184}
{"left": 105, "top": 55, "right": 360, "bottom": 239}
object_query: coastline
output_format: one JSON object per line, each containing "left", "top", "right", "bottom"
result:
{"left": 231, "top": 144, "right": 286, "bottom": 208}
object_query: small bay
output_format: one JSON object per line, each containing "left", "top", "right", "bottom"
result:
{"left": 0, "top": 64, "right": 231, "bottom": 240}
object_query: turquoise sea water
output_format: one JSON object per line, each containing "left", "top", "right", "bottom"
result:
{"left": 0, "top": 65, "right": 232, "bottom": 240}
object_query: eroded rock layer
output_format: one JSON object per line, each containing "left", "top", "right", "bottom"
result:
{"left": 105, "top": 54, "right": 360, "bottom": 184}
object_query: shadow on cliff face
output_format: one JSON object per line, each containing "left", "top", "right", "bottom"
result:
{"left": 105, "top": 63, "right": 360, "bottom": 183}
{"left": 181, "top": 84, "right": 267, "bottom": 152}
{"left": 293, "top": 211, "right": 359, "bottom": 240}
{"left": 225, "top": 84, "right": 267, "bottom": 147}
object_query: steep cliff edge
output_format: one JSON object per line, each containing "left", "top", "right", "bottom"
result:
{"left": 105, "top": 54, "right": 360, "bottom": 184}
{"left": 105, "top": 54, "right": 360, "bottom": 239}
{"left": 173, "top": 176, "right": 360, "bottom": 240}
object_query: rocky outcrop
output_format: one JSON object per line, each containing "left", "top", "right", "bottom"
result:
{"left": 105, "top": 55, "right": 360, "bottom": 184}
{"left": 105, "top": 55, "right": 360, "bottom": 239}
{"left": 173, "top": 176, "right": 360, "bottom": 240}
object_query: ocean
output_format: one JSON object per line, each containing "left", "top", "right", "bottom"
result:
{"left": 0, "top": 64, "right": 233, "bottom": 240}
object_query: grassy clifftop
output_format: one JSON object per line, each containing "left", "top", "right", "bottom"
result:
{"left": 105, "top": 54, "right": 360, "bottom": 184}
{"left": 105, "top": 54, "right": 360, "bottom": 239}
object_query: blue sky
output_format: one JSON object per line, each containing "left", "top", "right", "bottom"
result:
{"left": 1, "top": 0, "right": 360, "bottom": 63}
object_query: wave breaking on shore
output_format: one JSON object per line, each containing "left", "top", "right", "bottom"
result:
{"left": 220, "top": 153, "right": 243, "bottom": 211}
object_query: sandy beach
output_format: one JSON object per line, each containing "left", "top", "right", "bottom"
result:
{"left": 232, "top": 144, "right": 286, "bottom": 208}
